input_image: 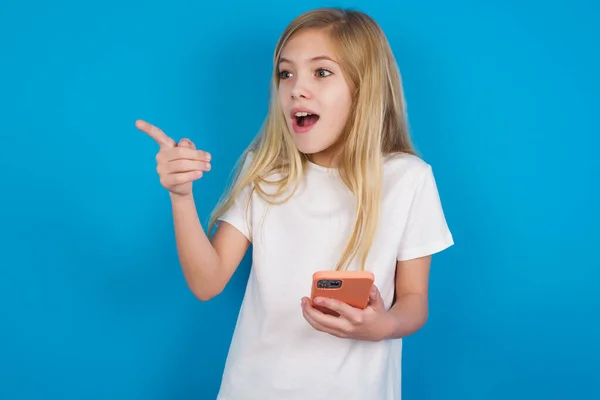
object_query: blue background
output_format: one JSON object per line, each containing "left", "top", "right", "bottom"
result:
{"left": 1, "top": 0, "right": 598, "bottom": 399}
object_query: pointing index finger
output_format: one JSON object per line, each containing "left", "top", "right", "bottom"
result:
{"left": 136, "top": 120, "right": 176, "bottom": 148}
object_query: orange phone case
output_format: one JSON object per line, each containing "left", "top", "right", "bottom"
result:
{"left": 310, "top": 270, "right": 375, "bottom": 317}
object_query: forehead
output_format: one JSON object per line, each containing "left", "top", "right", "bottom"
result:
{"left": 279, "top": 28, "right": 338, "bottom": 64}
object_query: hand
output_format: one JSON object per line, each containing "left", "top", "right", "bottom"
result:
{"left": 301, "top": 284, "right": 392, "bottom": 342}
{"left": 136, "top": 120, "right": 212, "bottom": 197}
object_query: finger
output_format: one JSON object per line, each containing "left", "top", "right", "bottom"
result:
{"left": 368, "top": 285, "right": 378, "bottom": 302}
{"left": 136, "top": 120, "right": 176, "bottom": 149}
{"left": 302, "top": 302, "right": 346, "bottom": 338}
{"left": 165, "top": 159, "right": 211, "bottom": 174}
{"left": 163, "top": 147, "right": 212, "bottom": 162}
{"left": 313, "top": 296, "right": 363, "bottom": 324}
{"left": 178, "top": 138, "right": 196, "bottom": 149}
{"left": 303, "top": 298, "right": 351, "bottom": 331}
{"left": 161, "top": 170, "right": 203, "bottom": 186}
{"left": 368, "top": 284, "right": 385, "bottom": 310}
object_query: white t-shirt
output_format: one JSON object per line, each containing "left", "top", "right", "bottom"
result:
{"left": 216, "top": 152, "right": 454, "bottom": 400}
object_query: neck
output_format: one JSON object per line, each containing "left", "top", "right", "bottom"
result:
{"left": 308, "top": 153, "right": 336, "bottom": 168}
{"left": 307, "top": 144, "right": 342, "bottom": 168}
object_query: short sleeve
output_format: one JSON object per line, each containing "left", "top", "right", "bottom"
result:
{"left": 217, "top": 154, "right": 254, "bottom": 242}
{"left": 396, "top": 164, "right": 454, "bottom": 261}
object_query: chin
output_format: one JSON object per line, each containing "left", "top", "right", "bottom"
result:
{"left": 290, "top": 136, "right": 328, "bottom": 155}
{"left": 293, "top": 143, "right": 324, "bottom": 155}
{"left": 286, "top": 120, "right": 337, "bottom": 155}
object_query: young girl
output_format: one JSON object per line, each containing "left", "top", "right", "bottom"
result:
{"left": 137, "top": 7, "right": 453, "bottom": 400}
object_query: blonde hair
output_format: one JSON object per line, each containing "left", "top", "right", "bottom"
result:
{"left": 208, "top": 8, "right": 416, "bottom": 271}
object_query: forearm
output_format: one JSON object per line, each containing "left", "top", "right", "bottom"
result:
{"left": 170, "top": 193, "right": 222, "bottom": 299}
{"left": 383, "top": 293, "right": 429, "bottom": 340}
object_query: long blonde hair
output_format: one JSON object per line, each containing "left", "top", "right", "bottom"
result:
{"left": 208, "top": 8, "right": 416, "bottom": 271}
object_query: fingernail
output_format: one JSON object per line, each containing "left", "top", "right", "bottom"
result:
{"left": 205, "top": 153, "right": 211, "bottom": 161}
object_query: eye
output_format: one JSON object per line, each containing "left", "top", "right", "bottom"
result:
{"left": 279, "top": 70, "right": 292, "bottom": 79}
{"left": 315, "top": 68, "right": 333, "bottom": 78}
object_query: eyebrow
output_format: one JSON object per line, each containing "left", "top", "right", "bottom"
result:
{"left": 278, "top": 55, "right": 339, "bottom": 65}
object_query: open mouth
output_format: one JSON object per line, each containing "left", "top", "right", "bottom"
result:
{"left": 293, "top": 111, "right": 320, "bottom": 131}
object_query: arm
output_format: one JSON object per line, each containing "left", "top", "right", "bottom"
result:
{"left": 383, "top": 164, "right": 451, "bottom": 338}
{"left": 383, "top": 255, "right": 431, "bottom": 340}
{"left": 135, "top": 119, "right": 251, "bottom": 301}
{"left": 171, "top": 193, "right": 250, "bottom": 301}
{"left": 301, "top": 163, "right": 452, "bottom": 341}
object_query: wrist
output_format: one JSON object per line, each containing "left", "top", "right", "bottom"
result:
{"left": 170, "top": 192, "right": 195, "bottom": 206}
{"left": 379, "top": 312, "right": 397, "bottom": 341}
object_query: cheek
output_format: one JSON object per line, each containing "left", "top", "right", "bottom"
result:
{"left": 278, "top": 84, "right": 290, "bottom": 107}
{"left": 326, "top": 90, "right": 352, "bottom": 125}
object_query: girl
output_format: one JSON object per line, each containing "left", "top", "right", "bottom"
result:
{"left": 137, "top": 7, "right": 453, "bottom": 400}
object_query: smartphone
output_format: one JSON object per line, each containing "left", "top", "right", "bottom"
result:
{"left": 310, "top": 270, "right": 375, "bottom": 317}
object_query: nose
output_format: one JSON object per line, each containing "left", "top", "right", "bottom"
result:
{"left": 291, "top": 86, "right": 306, "bottom": 99}
{"left": 290, "top": 77, "right": 311, "bottom": 100}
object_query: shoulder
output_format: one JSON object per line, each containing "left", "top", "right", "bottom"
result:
{"left": 239, "top": 150, "right": 256, "bottom": 171}
{"left": 382, "top": 152, "right": 433, "bottom": 189}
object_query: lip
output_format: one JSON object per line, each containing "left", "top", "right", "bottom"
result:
{"left": 290, "top": 107, "right": 320, "bottom": 134}
{"left": 289, "top": 107, "right": 319, "bottom": 118}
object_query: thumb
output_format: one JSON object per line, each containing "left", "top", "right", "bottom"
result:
{"left": 178, "top": 138, "right": 196, "bottom": 149}
{"left": 368, "top": 284, "right": 385, "bottom": 310}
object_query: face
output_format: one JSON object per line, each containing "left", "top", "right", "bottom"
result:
{"left": 277, "top": 28, "right": 353, "bottom": 166}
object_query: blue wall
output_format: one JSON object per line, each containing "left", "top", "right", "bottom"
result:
{"left": 1, "top": 1, "right": 598, "bottom": 399}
